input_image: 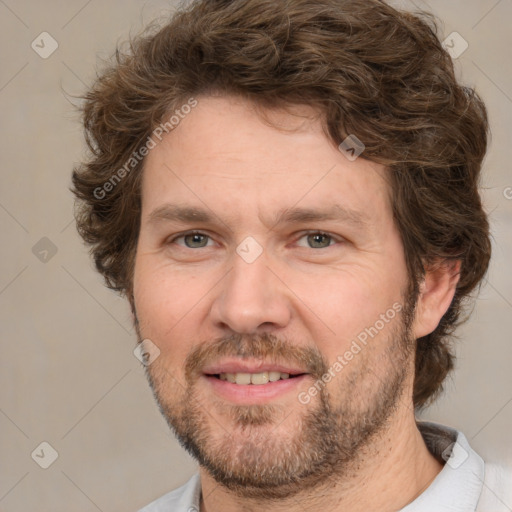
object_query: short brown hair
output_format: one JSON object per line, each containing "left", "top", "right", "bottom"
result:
{"left": 72, "top": 0, "right": 491, "bottom": 409}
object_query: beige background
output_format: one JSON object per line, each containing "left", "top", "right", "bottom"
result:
{"left": 0, "top": 1, "right": 511, "bottom": 511}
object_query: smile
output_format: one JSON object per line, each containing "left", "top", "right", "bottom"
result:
{"left": 217, "top": 371, "right": 298, "bottom": 385}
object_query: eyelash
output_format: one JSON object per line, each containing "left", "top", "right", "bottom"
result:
{"left": 167, "top": 230, "right": 342, "bottom": 249}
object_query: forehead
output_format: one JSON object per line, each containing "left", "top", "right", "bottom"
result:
{"left": 140, "top": 95, "right": 392, "bottom": 227}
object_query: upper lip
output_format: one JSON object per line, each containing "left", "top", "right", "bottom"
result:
{"left": 202, "top": 359, "right": 307, "bottom": 376}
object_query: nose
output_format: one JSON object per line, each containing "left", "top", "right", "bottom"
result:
{"left": 209, "top": 250, "right": 292, "bottom": 334}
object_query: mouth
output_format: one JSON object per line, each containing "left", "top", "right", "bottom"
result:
{"left": 211, "top": 371, "right": 305, "bottom": 385}
{"left": 201, "top": 361, "right": 309, "bottom": 403}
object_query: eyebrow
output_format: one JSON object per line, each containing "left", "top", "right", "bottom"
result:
{"left": 147, "top": 203, "right": 371, "bottom": 231}
{"left": 273, "top": 205, "right": 370, "bottom": 229}
{"left": 148, "top": 204, "right": 214, "bottom": 224}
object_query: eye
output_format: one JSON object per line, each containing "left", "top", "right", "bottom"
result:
{"left": 171, "top": 231, "right": 214, "bottom": 248}
{"left": 296, "top": 232, "right": 338, "bottom": 249}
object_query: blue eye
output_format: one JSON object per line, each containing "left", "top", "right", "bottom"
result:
{"left": 168, "top": 231, "right": 339, "bottom": 251}
{"left": 173, "top": 232, "right": 213, "bottom": 248}
{"left": 297, "top": 232, "right": 336, "bottom": 249}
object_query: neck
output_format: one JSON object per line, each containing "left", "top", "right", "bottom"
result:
{"left": 199, "top": 405, "right": 443, "bottom": 512}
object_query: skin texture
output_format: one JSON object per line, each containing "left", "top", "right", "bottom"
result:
{"left": 132, "top": 95, "right": 459, "bottom": 512}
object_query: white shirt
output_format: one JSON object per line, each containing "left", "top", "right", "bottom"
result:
{"left": 138, "top": 421, "right": 512, "bottom": 512}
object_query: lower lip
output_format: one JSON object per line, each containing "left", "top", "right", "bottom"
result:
{"left": 203, "top": 374, "right": 309, "bottom": 404}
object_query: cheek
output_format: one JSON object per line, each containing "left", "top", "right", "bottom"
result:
{"left": 292, "top": 269, "right": 406, "bottom": 359}
{"left": 134, "top": 253, "right": 203, "bottom": 317}
{"left": 133, "top": 258, "right": 203, "bottom": 356}
{"left": 134, "top": 279, "right": 197, "bottom": 383}
{"left": 317, "top": 271, "right": 399, "bottom": 315}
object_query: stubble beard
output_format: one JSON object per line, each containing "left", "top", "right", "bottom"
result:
{"left": 139, "top": 298, "right": 416, "bottom": 501}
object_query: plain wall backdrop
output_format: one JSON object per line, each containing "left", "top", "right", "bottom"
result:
{"left": 0, "top": 0, "right": 511, "bottom": 510}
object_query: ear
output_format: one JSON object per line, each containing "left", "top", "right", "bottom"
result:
{"left": 412, "top": 259, "right": 461, "bottom": 339}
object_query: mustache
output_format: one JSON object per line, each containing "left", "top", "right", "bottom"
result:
{"left": 184, "top": 332, "right": 328, "bottom": 383}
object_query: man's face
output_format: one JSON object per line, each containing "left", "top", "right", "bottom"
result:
{"left": 133, "top": 95, "right": 416, "bottom": 497}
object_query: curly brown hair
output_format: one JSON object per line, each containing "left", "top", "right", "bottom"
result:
{"left": 71, "top": 0, "right": 491, "bottom": 410}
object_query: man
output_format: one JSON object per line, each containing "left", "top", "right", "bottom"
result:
{"left": 71, "top": 0, "right": 509, "bottom": 510}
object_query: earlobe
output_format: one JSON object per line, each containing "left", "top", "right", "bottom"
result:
{"left": 412, "top": 259, "right": 461, "bottom": 339}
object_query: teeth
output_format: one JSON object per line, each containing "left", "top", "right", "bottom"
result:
{"left": 268, "top": 371, "right": 281, "bottom": 382}
{"left": 251, "top": 372, "right": 269, "bottom": 385}
{"left": 219, "top": 371, "right": 294, "bottom": 385}
{"left": 235, "top": 373, "right": 251, "bottom": 385}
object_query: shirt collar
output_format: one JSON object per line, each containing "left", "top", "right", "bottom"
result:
{"left": 398, "top": 421, "right": 485, "bottom": 511}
